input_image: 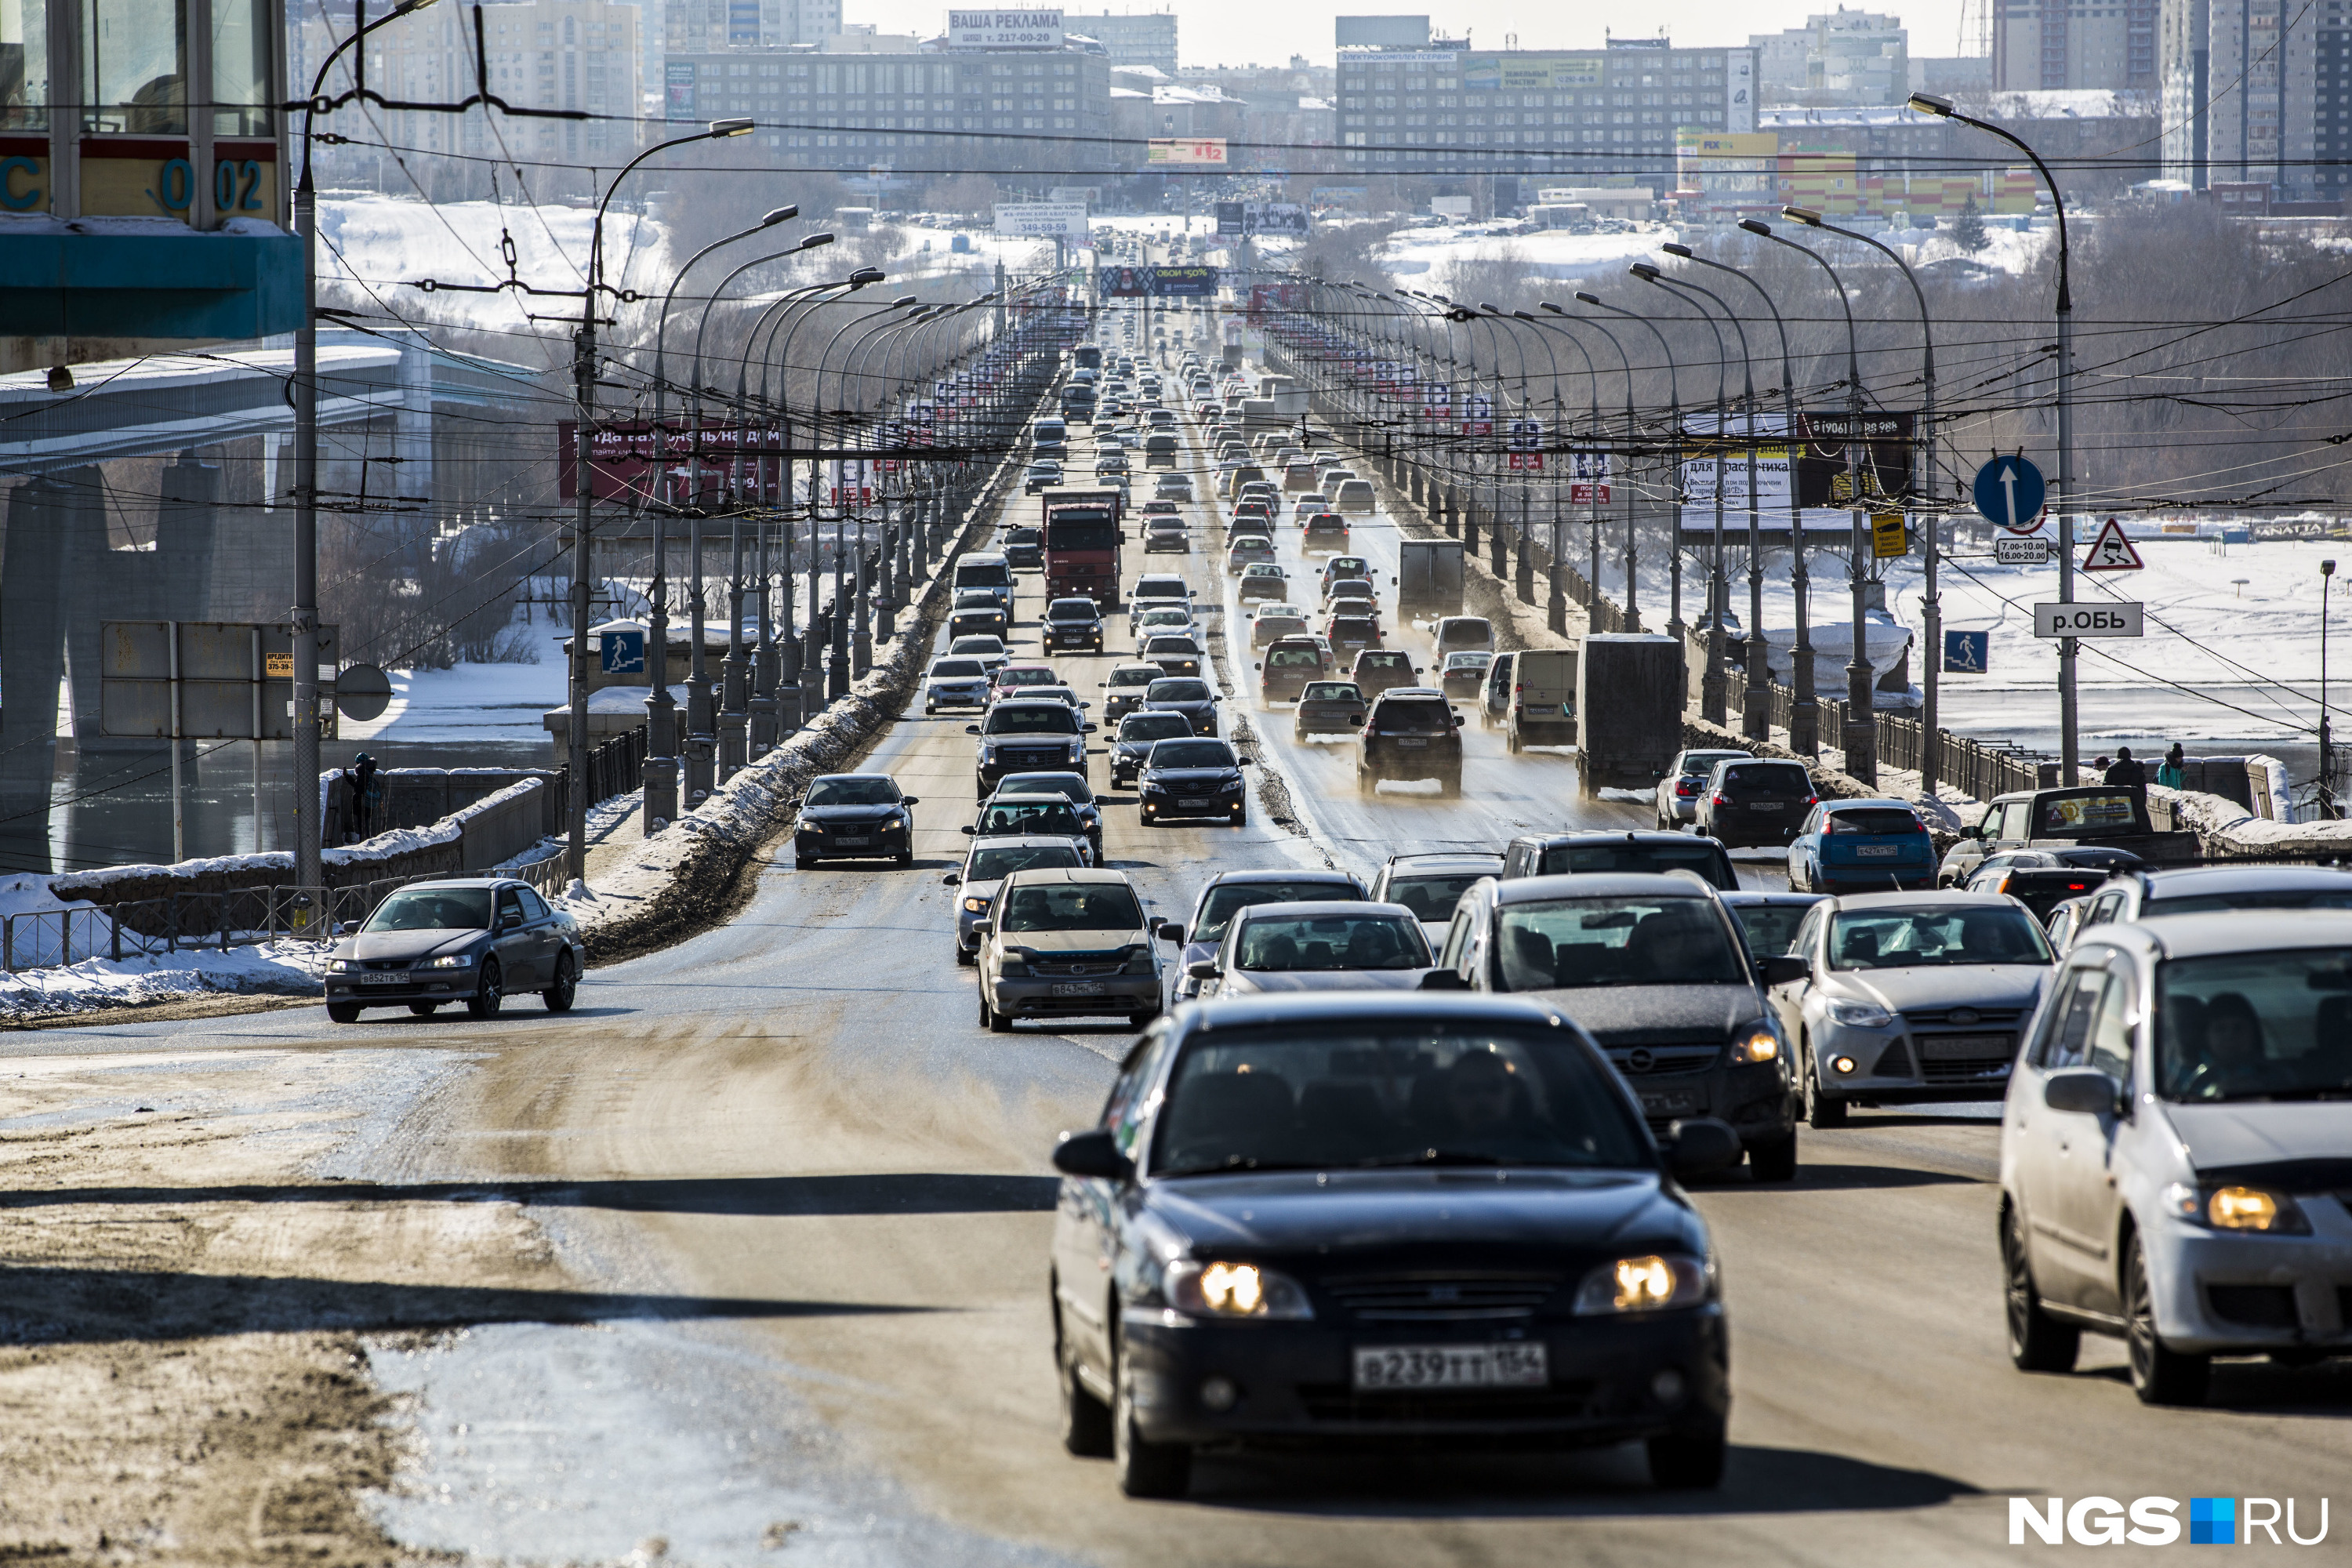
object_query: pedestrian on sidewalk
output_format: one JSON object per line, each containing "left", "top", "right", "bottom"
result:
{"left": 2103, "top": 746, "right": 2147, "bottom": 787}
{"left": 2156, "top": 743, "right": 2187, "bottom": 789}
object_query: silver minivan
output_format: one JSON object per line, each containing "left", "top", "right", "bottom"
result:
{"left": 2000, "top": 911, "right": 2352, "bottom": 1404}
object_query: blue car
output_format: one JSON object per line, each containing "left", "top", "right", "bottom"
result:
{"left": 1788, "top": 800, "right": 1936, "bottom": 894}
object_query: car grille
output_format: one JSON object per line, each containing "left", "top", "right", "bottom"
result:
{"left": 1595, "top": 1035, "right": 1722, "bottom": 1077}
{"left": 1298, "top": 1381, "right": 1597, "bottom": 1424}
{"left": 2210, "top": 1283, "right": 2300, "bottom": 1329}
{"left": 1026, "top": 953, "right": 1132, "bottom": 977}
{"left": 359, "top": 960, "right": 412, "bottom": 972}
{"left": 1904, "top": 1010, "right": 2024, "bottom": 1083}
{"left": 996, "top": 746, "right": 1068, "bottom": 771}
{"left": 1323, "top": 1272, "right": 1563, "bottom": 1322}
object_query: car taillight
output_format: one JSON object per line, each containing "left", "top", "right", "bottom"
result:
{"left": 1713, "top": 793, "right": 1731, "bottom": 807}
{"left": 1676, "top": 780, "right": 1699, "bottom": 797}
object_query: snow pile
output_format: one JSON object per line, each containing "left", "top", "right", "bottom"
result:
{"left": 0, "top": 942, "right": 326, "bottom": 1018}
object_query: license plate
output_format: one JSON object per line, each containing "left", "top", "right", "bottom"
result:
{"left": 833, "top": 835, "right": 871, "bottom": 846}
{"left": 1051, "top": 981, "right": 1107, "bottom": 997}
{"left": 1856, "top": 844, "right": 1900, "bottom": 858}
{"left": 1396, "top": 738, "right": 1428, "bottom": 748}
{"left": 1749, "top": 802, "right": 1784, "bottom": 811}
{"left": 1352, "top": 1343, "right": 1548, "bottom": 1392}
{"left": 1178, "top": 797, "right": 1211, "bottom": 809}
{"left": 1640, "top": 1088, "right": 1702, "bottom": 1117}
{"left": 358, "top": 971, "right": 408, "bottom": 985}
{"left": 1920, "top": 1033, "right": 2013, "bottom": 1059}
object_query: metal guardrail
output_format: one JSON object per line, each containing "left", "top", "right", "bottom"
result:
{"left": 1715, "top": 651, "right": 2042, "bottom": 800}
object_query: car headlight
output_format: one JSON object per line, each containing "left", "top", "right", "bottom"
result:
{"left": 962, "top": 896, "right": 992, "bottom": 914}
{"left": 426, "top": 953, "right": 474, "bottom": 969}
{"left": 1572, "top": 1253, "right": 1713, "bottom": 1315}
{"left": 1729, "top": 1021, "right": 1781, "bottom": 1064}
{"left": 328, "top": 957, "right": 356, "bottom": 973}
{"left": 1828, "top": 998, "right": 1895, "bottom": 1029}
{"left": 1166, "top": 1261, "right": 1314, "bottom": 1320}
{"left": 2165, "top": 1181, "right": 2312, "bottom": 1234}
{"left": 1223, "top": 772, "right": 1244, "bottom": 789}
{"left": 797, "top": 817, "right": 819, "bottom": 833}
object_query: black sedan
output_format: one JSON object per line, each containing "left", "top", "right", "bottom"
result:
{"left": 792, "top": 771, "right": 920, "bottom": 868}
{"left": 1142, "top": 677, "right": 1220, "bottom": 736}
{"left": 1110, "top": 711, "right": 1194, "bottom": 789}
{"left": 325, "top": 877, "right": 585, "bottom": 1022}
{"left": 1138, "top": 737, "right": 1253, "bottom": 826}
{"left": 1004, "top": 525, "right": 1044, "bottom": 570}
{"left": 1044, "top": 597, "right": 1107, "bottom": 654}
{"left": 1048, "top": 993, "right": 1739, "bottom": 1497}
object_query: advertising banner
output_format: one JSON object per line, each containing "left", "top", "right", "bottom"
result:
{"left": 1102, "top": 265, "right": 1149, "bottom": 297}
{"left": 947, "top": 7, "right": 1062, "bottom": 48}
{"left": 1568, "top": 450, "right": 1612, "bottom": 504}
{"left": 1147, "top": 139, "right": 1227, "bottom": 165}
{"left": 1150, "top": 264, "right": 1219, "bottom": 297}
{"left": 1677, "top": 448, "right": 1796, "bottom": 526}
{"left": 993, "top": 201, "right": 1088, "bottom": 238}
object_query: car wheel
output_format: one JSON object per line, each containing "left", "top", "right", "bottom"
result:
{"left": 1055, "top": 1302, "right": 1113, "bottom": 1457}
{"left": 798, "top": 855, "right": 822, "bottom": 869}
{"left": 1507, "top": 728, "right": 1523, "bottom": 753}
{"left": 895, "top": 850, "right": 914, "bottom": 868}
{"left": 1646, "top": 1417, "right": 1727, "bottom": 1490}
{"left": 543, "top": 953, "right": 578, "bottom": 1013}
{"left": 2003, "top": 1203, "right": 2081, "bottom": 1374}
{"left": 1747, "top": 1131, "right": 1798, "bottom": 1183}
{"left": 1440, "top": 770, "right": 1463, "bottom": 797}
{"left": 2126, "top": 1230, "right": 2209, "bottom": 1405}
{"left": 982, "top": 989, "right": 1013, "bottom": 1033}
{"left": 1803, "top": 1044, "right": 1846, "bottom": 1128}
{"left": 326, "top": 1002, "right": 363, "bottom": 1024}
{"left": 1129, "top": 1006, "right": 1160, "bottom": 1029}
{"left": 406, "top": 1001, "right": 441, "bottom": 1016}
{"left": 466, "top": 958, "right": 504, "bottom": 1019}
{"left": 1112, "top": 1366, "right": 1192, "bottom": 1498}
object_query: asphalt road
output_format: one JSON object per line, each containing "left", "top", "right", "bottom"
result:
{"left": 49, "top": 328, "right": 2352, "bottom": 1565}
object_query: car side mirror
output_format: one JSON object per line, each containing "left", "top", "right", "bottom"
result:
{"left": 1237, "top": 756, "right": 1255, "bottom": 766}
{"left": 1155, "top": 920, "right": 1183, "bottom": 943}
{"left": 1083, "top": 724, "right": 1098, "bottom": 733}
{"left": 2045, "top": 1069, "right": 2122, "bottom": 1117}
{"left": 335, "top": 921, "right": 357, "bottom": 937}
{"left": 966, "top": 724, "right": 982, "bottom": 735}
{"left": 1417, "top": 968, "right": 1468, "bottom": 991}
{"left": 960, "top": 826, "right": 977, "bottom": 836}
{"left": 1051, "top": 1128, "right": 1134, "bottom": 1181}
{"left": 901, "top": 797, "right": 920, "bottom": 807}
{"left": 1453, "top": 714, "right": 1465, "bottom": 728}
{"left": 1186, "top": 959, "right": 1221, "bottom": 981}
{"left": 1758, "top": 953, "right": 1809, "bottom": 987}
{"left": 499, "top": 913, "right": 524, "bottom": 932}
{"left": 941, "top": 872, "right": 961, "bottom": 885}
{"left": 1666, "top": 1117, "right": 1744, "bottom": 1179}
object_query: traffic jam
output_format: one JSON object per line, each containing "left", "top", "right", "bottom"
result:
{"left": 811, "top": 303, "right": 2352, "bottom": 1500}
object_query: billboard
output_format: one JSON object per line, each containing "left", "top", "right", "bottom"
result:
{"left": 1460, "top": 53, "right": 1606, "bottom": 92}
{"left": 1100, "top": 265, "right": 1149, "bottom": 297}
{"left": 1151, "top": 265, "right": 1220, "bottom": 297}
{"left": 665, "top": 61, "right": 696, "bottom": 120}
{"left": 947, "top": 7, "right": 1063, "bottom": 47}
{"left": 1334, "top": 14, "right": 1431, "bottom": 46}
{"left": 1214, "top": 201, "right": 1310, "bottom": 237}
{"left": 993, "top": 201, "right": 1089, "bottom": 238}
{"left": 1148, "top": 138, "right": 1227, "bottom": 165}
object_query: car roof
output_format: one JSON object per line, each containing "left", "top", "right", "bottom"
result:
{"left": 396, "top": 877, "right": 521, "bottom": 891}
{"left": 999, "top": 659, "right": 1055, "bottom": 671}
{"left": 1817, "top": 794, "right": 1914, "bottom": 808}
{"left": 1375, "top": 686, "right": 1449, "bottom": 699}
{"left": 1826, "top": 890, "right": 2018, "bottom": 909}
{"left": 1517, "top": 829, "right": 1700, "bottom": 848}
{"left": 1385, "top": 851, "right": 1504, "bottom": 871}
{"left": 2077, "top": 909, "right": 2352, "bottom": 960}
{"left": 1493, "top": 872, "right": 1722, "bottom": 905}
{"left": 999, "top": 867, "right": 1137, "bottom": 888}
{"left": 2137, "top": 866, "right": 2352, "bottom": 897}
{"left": 1719, "top": 890, "right": 1828, "bottom": 908}
{"left": 811, "top": 771, "right": 896, "bottom": 782}
{"left": 1170, "top": 991, "right": 1588, "bottom": 1037}
{"left": 967, "top": 833, "right": 1086, "bottom": 852}
{"left": 1229, "top": 898, "right": 1425, "bottom": 924}
{"left": 991, "top": 697, "right": 1076, "bottom": 710}
{"left": 1200, "top": 868, "right": 1359, "bottom": 889}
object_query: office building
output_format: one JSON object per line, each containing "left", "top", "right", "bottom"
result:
{"left": 1992, "top": 0, "right": 2157, "bottom": 89}
{"left": 1751, "top": 9, "right": 1911, "bottom": 107}
{"left": 1335, "top": 34, "right": 1759, "bottom": 180}
{"left": 665, "top": 0, "right": 837, "bottom": 55}
{"left": 1064, "top": 11, "right": 1179, "bottom": 74}
{"left": 2162, "top": 0, "right": 2337, "bottom": 198}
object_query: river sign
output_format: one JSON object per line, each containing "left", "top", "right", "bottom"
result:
{"left": 1973, "top": 456, "right": 2045, "bottom": 534}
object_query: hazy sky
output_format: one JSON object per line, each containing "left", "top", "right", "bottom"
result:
{"left": 857, "top": 1, "right": 1981, "bottom": 67}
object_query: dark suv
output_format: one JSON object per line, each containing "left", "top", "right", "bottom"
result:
{"left": 1695, "top": 759, "right": 1818, "bottom": 849}
{"left": 1501, "top": 831, "right": 1739, "bottom": 891}
{"left": 1003, "top": 525, "right": 1044, "bottom": 570}
{"left": 1044, "top": 596, "right": 1106, "bottom": 655}
{"left": 1356, "top": 688, "right": 1464, "bottom": 796}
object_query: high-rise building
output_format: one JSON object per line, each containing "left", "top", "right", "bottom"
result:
{"left": 2162, "top": 0, "right": 2335, "bottom": 198}
{"left": 1751, "top": 9, "right": 1911, "bottom": 107}
{"left": 665, "top": 0, "right": 838, "bottom": 59}
{"left": 1993, "top": 0, "right": 2158, "bottom": 89}
{"left": 1335, "top": 34, "right": 1758, "bottom": 184}
{"left": 1063, "top": 11, "right": 1179, "bottom": 75}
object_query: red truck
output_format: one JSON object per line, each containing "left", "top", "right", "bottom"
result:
{"left": 1041, "top": 486, "right": 1126, "bottom": 608}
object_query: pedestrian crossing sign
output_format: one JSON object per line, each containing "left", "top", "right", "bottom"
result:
{"left": 2082, "top": 517, "right": 2145, "bottom": 572}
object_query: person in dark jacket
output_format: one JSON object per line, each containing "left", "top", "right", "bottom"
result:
{"left": 2103, "top": 746, "right": 2147, "bottom": 787}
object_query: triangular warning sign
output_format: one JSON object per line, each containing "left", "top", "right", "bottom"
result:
{"left": 2082, "top": 517, "right": 2145, "bottom": 572}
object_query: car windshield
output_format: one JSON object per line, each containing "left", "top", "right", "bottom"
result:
{"left": 1151, "top": 1025, "right": 1651, "bottom": 1176}
{"left": 969, "top": 844, "right": 1082, "bottom": 880}
{"left": 985, "top": 706, "right": 1080, "bottom": 735}
{"left": 1000, "top": 883, "right": 1145, "bottom": 933}
{"left": 1828, "top": 808, "right": 1926, "bottom": 835}
{"left": 1537, "top": 842, "right": 1725, "bottom": 882}
{"left": 1359, "top": 652, "right": 1410, "bottom": 670}
{"left": 1136, "top": 583, "right": 1186, "bottom": 600}
{"left": 950, "top": 637, "right": 1004, "bottom": 655}
{"left": 1497, "top": 896, "right": 1748, "bottom": 990}
{"left": 1145, "top": 637, "right": 1200, "bottom": 654}
{"left": 954, "top": 592, "right": 1000, "bottom": 609}
{"left": 1048, "top": 601, "right": 1098, "bottom": 622}
{"left": 1109, "top": 667, "right": 1160, "bottom": 688}
{"left": 999, "top": 668, "right": 1057, "bottom": 688}
{"left": 1829, "top": 906, "right": 2053, "bottom": 969}
{"left": 1444, "top": 653, "right": 1490, "bottom": 671}
{"left": 1236, "top": 914, "right": 1429, "bottom": 971}
{"left": 2036, "top": 791, "right": 2142, "bottom": 835}
{"left": 1302, "top": 682, "right": 1359, "bottom": 702}
{"left": 1267, "top": 648, "right": 1321, "bottom": 667}
{"left": 1721, "top": 764, "right": 1809, "bottom": 792}
{"left": 1193, "top": 881, "right": 1358, "bottom": 944}
{"left": 2151, "top": 887, "right": 2352, "bottom": 916}
{"left": 1376, "top": 700, "right": 1452, "bottom": 735}
{"left": 1388, "top": 872, "right": 1494, "bottom": 924}
{"left": 1150, "top": 680, "right": 1210, "bottom": 702}
{"left": 930, "top": 659, "right": 984, "bottom": 678}
{"left": 1139, "top": 727, "right": 1240, "bottom": 768}
{"left": 1680, "top": 752, "right": 1748, "bottom": 778}
{"left": 1732, "top": 904, "right": 1814, "bottom": 956}
{"left": 958, "top": 564, "right": 1012, "bottom": 586}
{"left": 805, "top": 778, "right": 898, "bottom": 807}
{"left": 1120, "top": 714, "right": 1192, "bottom": 743}
{"left": 997, "top": 772, "right": 1092, "bottom": 803}
{"left": 978, "top": 802, "right": 1081, "bottom": 836}
{"left": 2154, "top": 948, "right": 2352, "bottom": 1102}
{"left": 365, "top": 888, "right": 492, "bottom": 932}
{"left": 1329, "top": 558, "right": 1369, "bottom": 577}
{"left": 1141, "top": 610, "right": 1189, "bottom": 626}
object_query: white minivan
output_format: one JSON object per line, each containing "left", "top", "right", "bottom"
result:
{"left": 1999, "top": 911, "right": 2352, "bottom": 1404}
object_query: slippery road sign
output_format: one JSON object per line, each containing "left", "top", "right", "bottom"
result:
{"left": 2082, "top": 517, "right": 2146, "bottom": 572}
{"left": 1973, "top": 456, "right": 2045, "bottom": 533}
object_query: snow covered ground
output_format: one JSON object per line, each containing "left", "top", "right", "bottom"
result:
{"left": 341, "top": 658, "right": 569, "bottom": 748}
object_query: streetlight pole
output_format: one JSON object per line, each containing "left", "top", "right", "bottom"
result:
{"left": 1912, "top": 90, "right": 2077, "bottom": 779}
{"left": 568, "top": 117, "right": 756, "bottom": 883}
{"left": 294, "top": 0, "right": 441, "bottom": 909}
{"left": 2325, "top": 559, "right": 2339, "bottom": 818}
{"left": 1743, "top": 220, "right": 1877, "bottom": 785}
{"left": 1542, "top": 302, "right": 1639, "bottom": 632}
{"left": 1634, "top": 263, "right": 1732, "bottom": 724}
{"left": 1513, "top": 310, "right": 1602, "bottom": 636}
{"left": 1667, "top": 241, "right": 1800, "bottom": 750}
{"left": 1576, "top": 292, "right": 1680, "bottom": 642}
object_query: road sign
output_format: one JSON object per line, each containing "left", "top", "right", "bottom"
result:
{"left": 100, "top": 620, "right": 340, "bottom": 740}
{"left": 2034, "top": 601, "right": 2143, "bottom": 638}
{"left": 1944, "top": 630, "right": 1990, "bottom": 673}
{"left": 2082, "top": 517, "right": 2147, "bottom": 572}
{"left": 336, "top": 662, "right": 393, "bottom": 722}
{"left": 1973, "top": 456, "right": 2046, "bottom": 533}
{"left": 1995, "top": 536, "right": 2052, "bottom": 565}
{"left": 1871, "top": 513, "right": 1908, "bottom": 558}
{"left": 600, "top": 628, "right": 646, "bottom": 675}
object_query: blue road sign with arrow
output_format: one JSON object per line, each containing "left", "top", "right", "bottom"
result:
{"left": 1973, "top": 456, "right": 2046, "bottom": 534}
